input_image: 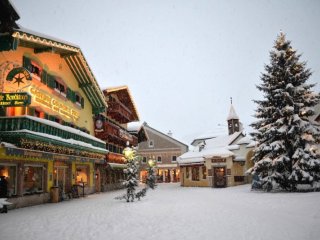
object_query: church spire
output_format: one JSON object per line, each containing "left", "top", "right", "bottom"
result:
{"left": 227, "top": 98, "right": 240, "bottom": 135}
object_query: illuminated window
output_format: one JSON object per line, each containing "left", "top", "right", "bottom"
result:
{"left": 23, "top": 165, "right": 44, "bottom": 194}
{"left": 76, "top": 165, "right": 89, "bottom": 184}
{"left": 192, "top": 166, "right": 200, "bottom": 181}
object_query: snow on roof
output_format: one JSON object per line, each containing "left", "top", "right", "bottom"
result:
{"left": 2, "top": 116, "right": 106, "bottom": 144}
{"left": 14, "top": 25, "right": 80, "bottom": 49}
{"left": 205, "top": 131, "right": 243, "bottom": 148}
{"left": 177, "top": 156, "right": 205, "bottom": 165}
{"left": 178, "top": 131, "right": 247, "bottom": 164}
{"left": 228, "top": 145, "right": 240, "bottom": 150}
{"left": 246, "top": 141, "right": 257, "bottom": 148}
{"left": 127, "top": 122, "right": 143, "bottom": 132}
{"left": 236, "top": 135, "right": 252, "bottom": 145}
{"left": 227, "top": 104, "right": 239, "bottom": 120}
{"left": 178, "top": 146, "right": 234, "bottom": 164}
{"left": 3, "top": 129, "right": 108, "bottom": 153}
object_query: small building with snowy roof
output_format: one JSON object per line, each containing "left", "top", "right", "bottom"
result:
{"left": 178, "top": 103, "right": 255, "bottom": 188}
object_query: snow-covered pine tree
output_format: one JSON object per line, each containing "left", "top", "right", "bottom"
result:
{"left": 115, "top": 145, "right": 139, "bottom": 202}
{"left": 116, "top": 144, "right": 147, "bottom": 202}
{"left": 250, "top": 32, "right": 320, "bottom": 192}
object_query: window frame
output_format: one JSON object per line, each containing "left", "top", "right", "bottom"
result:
{"left": 148, "top": 140, "right": 154, "bottom": 148}
{"left": 172, "top": 156, "right": 177, "bottom": 162}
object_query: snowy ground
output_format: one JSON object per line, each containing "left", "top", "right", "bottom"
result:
{"left": 1, "top": 183, "right": 320, "bottom": 240}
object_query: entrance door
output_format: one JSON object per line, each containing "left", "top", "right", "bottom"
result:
{"left": 54, "top": 167, "right": 67, "bottom": 195}
{"left": 95, "top": 170, "right": 101, "bottom": 193}
{"left": 214, "top": 167, "right": 226, "bottom": 187}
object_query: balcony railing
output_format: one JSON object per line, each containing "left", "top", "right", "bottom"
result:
{"left": 95, "top": 120, "right": 138, "bottom": 146}
{"left": 107, "top": 101, "right": 133, "bottom": 123}
{"left": 0, "top": 116, "right": 105, "bottom": 149}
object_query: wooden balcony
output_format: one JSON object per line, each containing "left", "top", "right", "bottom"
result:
{"left": 107, "top": 101, "right": 134, "bottom": 124}
{"left": 95, "top": 121, "right": 138, "bottom": 146}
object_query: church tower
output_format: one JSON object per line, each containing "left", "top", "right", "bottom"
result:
{"left": 227, "top": 98, "right": 240, "bottom": 135}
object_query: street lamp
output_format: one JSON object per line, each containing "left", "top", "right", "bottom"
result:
{"left": 123, "top": 142, "right": 134, "bottom": 161}
{"left": 148, "top": 157, "right": 156, "bottom": 167}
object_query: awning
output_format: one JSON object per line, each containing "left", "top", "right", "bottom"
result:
{"left": 108, "top": 163, "right": 127, "bottom": 170}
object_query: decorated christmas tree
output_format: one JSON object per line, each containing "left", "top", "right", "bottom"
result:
{"left": 250, "top": 32, "right": 320, "bottom": 192}
{"left": 116, "top": 143, "right": 147, "bottom": 202}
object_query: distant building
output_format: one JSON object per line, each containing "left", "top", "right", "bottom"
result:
{"left": 178, "top": 103, "right": 255, "bottom": 187}
{"left": 133, "top": 123, "right": 188, "bottom": 183}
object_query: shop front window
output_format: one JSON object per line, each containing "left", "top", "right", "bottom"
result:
{"left": 23, "top": 165, "right": 44, "bottom": 194}
{"left": 76, "top": 165, "right": 89, "bottom": 185}
{"left": 0, "top": 165, "right": 17, "bottom": 197}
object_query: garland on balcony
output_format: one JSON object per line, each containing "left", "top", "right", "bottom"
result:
{"left": 20, "top": 139, "right": 105, "bottom": 159}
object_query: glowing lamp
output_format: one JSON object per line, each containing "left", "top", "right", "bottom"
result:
{"left": 123, "top": 146, "right": 134, "bottom": 161}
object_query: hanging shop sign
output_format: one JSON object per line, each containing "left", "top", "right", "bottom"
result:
{"left": 0, "top": 92, "right": 31, "bottom": 107}
{"left": 94, "top": 115, "right": 104, "bottom": 132}
{"left": 30, "top": 87, "right": 80, "bottom": 121}
{"left": 211, "top": 158, "right": 226, "bottom": 163}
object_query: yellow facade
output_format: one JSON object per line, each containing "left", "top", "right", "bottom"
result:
{"left": 1, "top": 47, "right": 95, "bottom": 134}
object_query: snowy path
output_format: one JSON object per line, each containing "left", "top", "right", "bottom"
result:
{"left": 1, "top": 184, "right": 320, "bottom": 240}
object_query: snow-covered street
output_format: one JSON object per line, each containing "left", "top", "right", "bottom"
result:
{"left": 1, "top": 183, "right": 320, "bottom": 240}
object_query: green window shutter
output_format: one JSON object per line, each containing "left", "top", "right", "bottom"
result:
{"left": 47, "top": 74, "right": 55, "bottom": 89}
{"left": 23, "top": 56, "right": 32, "bottom": 72}
{"left": 41, "top": 70, "right": 47, "bottom": 85}
{"left": 81, "top": 97, "right": 84, "bottom": 108}
{"left": 66, "top": 87, "right": 72, "bottom": 100}
{"left": 71, "top": 91, "right": 76, "bottom": 103}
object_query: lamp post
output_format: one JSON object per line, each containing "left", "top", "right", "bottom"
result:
{"left": 146, "top": 156, "right": 157, "bottom": 189}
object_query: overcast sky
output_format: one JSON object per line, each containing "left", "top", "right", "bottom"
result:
{"left": 11, "top": 0, "right": 320, "bottom": 144}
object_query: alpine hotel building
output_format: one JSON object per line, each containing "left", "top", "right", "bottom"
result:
{"left": 0, "top": 1, "right": 108, "bottom": 208}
